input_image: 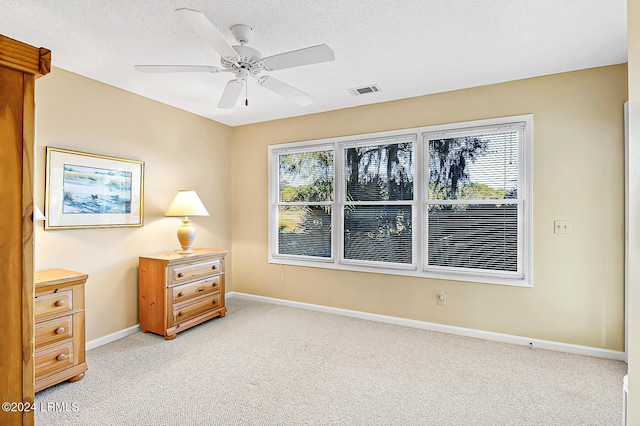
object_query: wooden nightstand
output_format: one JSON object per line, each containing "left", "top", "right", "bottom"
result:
{"left": 34, "top": 269, "right": 88, "bottom": 392}
{"left": 138, "top": 248, "right": 227, "bottom": 339}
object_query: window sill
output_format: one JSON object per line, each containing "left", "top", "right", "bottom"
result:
{"left": 268, "top": 256, "right": 532, "bottom": 287}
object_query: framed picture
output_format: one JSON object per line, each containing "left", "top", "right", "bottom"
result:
{"left": 45, "top": 147, "right": 144, "bottom": 230}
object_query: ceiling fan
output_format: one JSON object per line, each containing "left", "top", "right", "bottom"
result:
{"left": 135, "top": 8, "right": 335, "bottom": 109}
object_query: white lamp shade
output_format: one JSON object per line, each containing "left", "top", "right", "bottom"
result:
{"left": 164, "top": 190, "right": 210, "bottom": 217}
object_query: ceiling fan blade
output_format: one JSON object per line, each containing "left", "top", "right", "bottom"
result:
{"left": 218, "top": 79, "right": 244, "bottom": 108}
{"left": 258, "top": 76, "right": 313, "bottom": 106}
{"left": 175, "top": 8, "right": 238, "bottom": 59}
{"left": 134, "top": 65, "right": 223, "bottom": 73}
{"left": 262, "top": 44, "right": 334, "bottom": 71}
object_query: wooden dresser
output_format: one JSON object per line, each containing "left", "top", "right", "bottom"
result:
{"left": 139, "top": 248, "right": 227, "bottom": 340}
{"left": 34, "top": 269, "right": 88, "bottom": 392}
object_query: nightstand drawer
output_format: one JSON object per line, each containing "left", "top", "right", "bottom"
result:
{"left": 35, "top": 341, "right": 74, "bottom": 378}
{"left": 35, "top": 290, "right": 73, "bottom": 319}
{"left": 172, "top": 276, "right": 221, "bottom": 304}
{"left": 173, "top": 293, "right": 221, "bottom": 324}
{"left": 35, "top": 315, "right": 73, "bottom": 348}
{"left": 170, "top": 260, "right": 221, "bottom": 284}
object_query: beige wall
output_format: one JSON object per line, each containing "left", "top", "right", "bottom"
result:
{"left": 32, "top": 64, "right": 628, "bottom": 352}
{"left": 232, "top": 64, "right": 628, "bottom": 351}
{"left": 34, "top": 68, "right": 233, "bottom": 341}
{"left": 626, "top": 0, "right": 639, "bottom": 420}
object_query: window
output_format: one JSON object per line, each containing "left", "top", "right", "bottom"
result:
{"left": 424, "top": 124, "right": 526, "bottom": 279}
{"left": 275, "top": 147, "right": 334, "bottom": 260}
{"left": 343, "top": 136, "right": 415, "bottom": 266}
{"left": 269, "top": 115, "right": 532, "bottom": 286}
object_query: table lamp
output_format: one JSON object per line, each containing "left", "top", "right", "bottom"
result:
{"left": 164, "top": 190, "right": 210, "bottom": 254}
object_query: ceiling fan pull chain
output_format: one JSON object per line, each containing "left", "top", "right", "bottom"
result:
{"left": 245, "top": 80, "right": 249, "bottom": 106}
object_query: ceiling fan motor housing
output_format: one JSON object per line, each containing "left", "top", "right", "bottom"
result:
{"left": 221, "top": 44, "right": 263, "bottom": 76}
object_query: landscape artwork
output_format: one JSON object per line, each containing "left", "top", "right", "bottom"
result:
{"left": 62, "top": 164, "right": 132, "bottom": 214}
{"left": 45, "top": 146, "right": 144, "bottom": 229}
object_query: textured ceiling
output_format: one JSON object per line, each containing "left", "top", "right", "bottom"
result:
{"left": 0, "top": 0, "right": 628, "bottom": 126}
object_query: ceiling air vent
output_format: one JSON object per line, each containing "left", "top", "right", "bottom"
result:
{"left": 348, "top": 84, "right": 381, "bottom": 96}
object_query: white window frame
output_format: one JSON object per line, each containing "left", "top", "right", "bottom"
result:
{"left": 422, "top": 121, "right": 530, "bottom": 281}
{"left": 338, "top": 134, "right": 418, "bottom": 270}
{"left": 269, "top": 143, "right": 335, "bottom": 264}
{"left": 268, "top": 114, "right": 533, "bottom": 287}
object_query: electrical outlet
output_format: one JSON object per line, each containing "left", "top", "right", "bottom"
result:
{"left": 554, "top": 220, "right": 571, "bottom": 234}
{"left": 437, "top": 291, "right": 446, "bottom": 306}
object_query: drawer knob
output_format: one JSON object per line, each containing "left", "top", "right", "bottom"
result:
{"left": 177, "top": 272, "right": 184, "bottom": 278}
{"left": 178, "top": 311, "right": 184, "bottom": 317}
{"left": 56, "top": 354, "right": 66, "bottom": 361}
{"left": 177, "top": 291, "right": 184, "bottom": 297}
{"left": 197, "top": 288, "right": 204, "bottom": 292}
{"left": 212, "top": 265, "right": 217, "bottom": 270}
{"left": 54, "top": 300, "right": 65, "bottom": 307}
{"left": 55, "top": 327, "right": 65, "bottom": 334}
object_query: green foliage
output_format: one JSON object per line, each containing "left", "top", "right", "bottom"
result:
{"left": 428, "top": 181, "right": 506, "bottom": 200}
{"left": 278, "top": 150, "right": 333, "bottom": 254}
{"left": 277, "top": 140, "right": 508, "bottom": 262}
{"left": 279, "top": 181, "right": 333, "bottom": 203}
{"left": 429, "top": 137, "right": 488, "bottom": 200}
{"left": 279, "top": 150, "right": 333, "bottom": 202}
{"left": 345, "top": 143, "right": 413, "bottom": 201}
{"left": 278, "top": 205, "right": 332, "bottom": 257}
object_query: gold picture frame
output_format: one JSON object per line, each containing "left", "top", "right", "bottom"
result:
{"left": 45, "top": 147, "right": 144, "bottom": 230}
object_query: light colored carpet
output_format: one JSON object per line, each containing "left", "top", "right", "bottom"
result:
{"left": 35, "top": 298, "right": 627, "bottom": 425}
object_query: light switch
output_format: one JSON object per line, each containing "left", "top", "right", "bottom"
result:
{"left": 554, "top": 220, "right": 571, "bottom": 234}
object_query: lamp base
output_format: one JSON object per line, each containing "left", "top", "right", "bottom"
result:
{"left": 176, "top": 218, "right": 196, "bottom": 254}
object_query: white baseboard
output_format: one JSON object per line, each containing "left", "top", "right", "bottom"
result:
{"left": 226, "top": 291, "right": 626, "bottom": 361}
{"left": 86, "top": 324, "right": 141, "bottom": 351}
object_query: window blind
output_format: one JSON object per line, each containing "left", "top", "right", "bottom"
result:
{"left": 276, "top": 149, "right": 334, "bottom": 259}
{"left": 424, "top": 124, "right": 524, "bottom": 277}
{"left": 268, "top": 115, "right": 532, "bottom": 286}
{"left": 343, "top": 139, "right": 414, "bottom": 265}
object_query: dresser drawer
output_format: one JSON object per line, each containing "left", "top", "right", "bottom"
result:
{"left": 169, "top": 259, "right": 221, "bottom": 285}
{"left": 35, "top": 341, "right": 74, "bottom": 378}
{"left": 173, "top": 293, "right": 221, "bottom": 324}
{"left": 34, "top": 290, "right": 73, "bottom": 319}
{"left": 172, "top": 276, "right": 221, "bottom": 304}
{"left": 35, "top": 315, "right": 73, "bottom": 348}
